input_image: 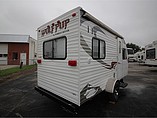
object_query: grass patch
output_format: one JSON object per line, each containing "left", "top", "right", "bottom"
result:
{"left": 0, "top": 64, "right": 36, "bottom": 77}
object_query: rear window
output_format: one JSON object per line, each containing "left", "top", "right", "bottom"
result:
{"left": 43, "top": 36, "right": 67, "bottom": 59}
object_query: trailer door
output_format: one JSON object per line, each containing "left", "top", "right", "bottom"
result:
{"left": 121, "top": 40, "right": 128, "bottom": 78}
{"left": 122, "top": 41, "right": 128, "bottom": 78}
{"left": 117, "top": 39, "right": 128, "bottom": 79}
{"left": 117, "top": 39, "right": 123, "bottom": 80}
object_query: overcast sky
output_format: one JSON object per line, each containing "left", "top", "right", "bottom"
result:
{"left": 0, "top": 0, "right": 157, "bottom": 47}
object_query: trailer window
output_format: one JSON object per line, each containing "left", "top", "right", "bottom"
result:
{"left": 119, "top": 41, "right": 121, "bottom": 53}
{"left": 43, "top": 37, "right": 67, "bottom": 59}
{"left": 44, "top": 41, "right": 53, "bottom": 58}
{"left": 93, "top": 39, "right": 99, "bottom": 58}
{"left": 100, "top": 40, "right": 105, "bottom": 58}
{"left": 92, "top": 37, "right": 106, "bottom": 59}
{"left": 146, "top": 48, "right": 155, "bottom": 59}
{"left": 122, "top": 48, "right": 127, "bottom": 60}
{"left": 141, "top": 55, "right": 144, "bottom": 60}
{"left": 127, "top": 48, "right": 134, "bottom": 55}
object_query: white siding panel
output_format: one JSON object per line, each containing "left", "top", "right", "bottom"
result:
{"left": 79, "top": 19, "right": 118, "bottom": 104}
{"left": 38, "top": 81, "right": 78, "bottom": 104}
{"left": 37, "top": 8, "right": 80, "bottom": 105}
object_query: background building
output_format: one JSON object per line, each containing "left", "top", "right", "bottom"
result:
{"left": 0, "top": 34, "right": 37, "bottom": 65}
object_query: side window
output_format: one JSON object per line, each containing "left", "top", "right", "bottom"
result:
{"left": 119, "top": 41, "right": 121, "bottom": 53}
{"left": 92, "top": 38, "right": 99, "bottom": 58}
{"left": 92, "top": 37, "right": 106, "bottom": 59}
{"left": 122, "top": 48, "right": 127, "bottom": 60}
{"left": 100, "top": 40, "right": 105, "bottom": 58}
{"left": 146, "top": 48, "right": 155, "bottom": 59}
{"left": 43, "top": 37, "right": 67, "bottom": 59}
{"left": 12, "top": 52, "right": 18, "bottom": 60}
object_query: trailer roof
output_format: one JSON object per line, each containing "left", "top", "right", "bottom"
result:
{"left": 81, "top": 8, "right": 124, "bottom": 39}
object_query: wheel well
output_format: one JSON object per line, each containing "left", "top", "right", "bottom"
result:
{"left": 105, "top": 78, "right": 120, "bottom": 93}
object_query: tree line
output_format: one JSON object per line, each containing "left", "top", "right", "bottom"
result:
{"left": 126, "top": 43, "right": 144, "bottom": 54}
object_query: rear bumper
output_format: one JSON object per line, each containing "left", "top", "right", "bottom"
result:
{"left": 35, "top": 86, "right": 78, "bottom": 113}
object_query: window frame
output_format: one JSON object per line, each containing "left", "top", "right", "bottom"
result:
{"left": 92, "top": 37, "right": 106, "bottom": 60}
{"left": 43, "top": 36, "right": 67, "bottom": 60}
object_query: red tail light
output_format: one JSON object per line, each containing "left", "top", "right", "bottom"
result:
{"left": 68, "top": 60, "right": 77, "bottom": 66}
{"left": 37, "top": 59, "right": 42, "bottom": 64}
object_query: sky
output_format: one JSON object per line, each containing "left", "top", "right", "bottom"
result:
{"left": 0, "top": 0, "right": 157, "bottom": 48}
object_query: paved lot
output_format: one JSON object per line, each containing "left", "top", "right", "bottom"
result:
{"left": 0, "top": 63, "right": 157, "bottom": 117}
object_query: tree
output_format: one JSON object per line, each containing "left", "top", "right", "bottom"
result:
{"left": 126, "top": 43, "right": 141, "bottom": 53}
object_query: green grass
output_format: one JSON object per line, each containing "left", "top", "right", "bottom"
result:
{"left": 0, "top": 64, "right": 36, "bottom": 77}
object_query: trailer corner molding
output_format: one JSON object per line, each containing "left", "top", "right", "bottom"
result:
{"left": 40, "top": 18, "right": 70, "bottom": 37}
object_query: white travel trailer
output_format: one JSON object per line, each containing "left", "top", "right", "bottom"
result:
{"left": 35, "top": 7, "right": 128, "bottom": 109}
{"left": 134, "top": 50, "right": 145, "bottom": 63}
{"left": 145, "top": 40, "right": 157, "bottom": 66}
{"left": 127, "top": 48, "right": 136, "bottom": 62}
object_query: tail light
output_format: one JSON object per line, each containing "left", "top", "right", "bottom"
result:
{"left": 68, "top": 60, "right": 77, "bottom": 66}
{"left": 37, "top": 59, "right": 42, "bottom": 64}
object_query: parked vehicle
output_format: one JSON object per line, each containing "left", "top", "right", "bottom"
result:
{"left": 145, "top": 40, "right": 157, "bottom": 66}
{"left": 134, "top": 50, "right": 145, "bottom": 63}
{"left": 35, "top": 7, "right": 128, "bottom": 109}
{"left": 127, "top": 48, "right": 136, "bottom": 62}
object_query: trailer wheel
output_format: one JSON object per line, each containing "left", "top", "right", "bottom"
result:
{"left": 109, "top": 81, "right": 120, "bottom": 102}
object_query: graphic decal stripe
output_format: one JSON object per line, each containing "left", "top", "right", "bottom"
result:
{"left": 80, "top": 35, "right": 92, "bottom": 56}
{"left": 80, "top": 35, "right": 117, "bottom": 69}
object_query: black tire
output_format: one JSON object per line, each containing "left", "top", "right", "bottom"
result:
{"left": 109, "top": 81, "right": 120, "bottom": 102}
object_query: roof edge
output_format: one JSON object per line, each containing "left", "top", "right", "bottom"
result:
{"left": 81, "top": 9, "right": 124, "bottom": 39}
